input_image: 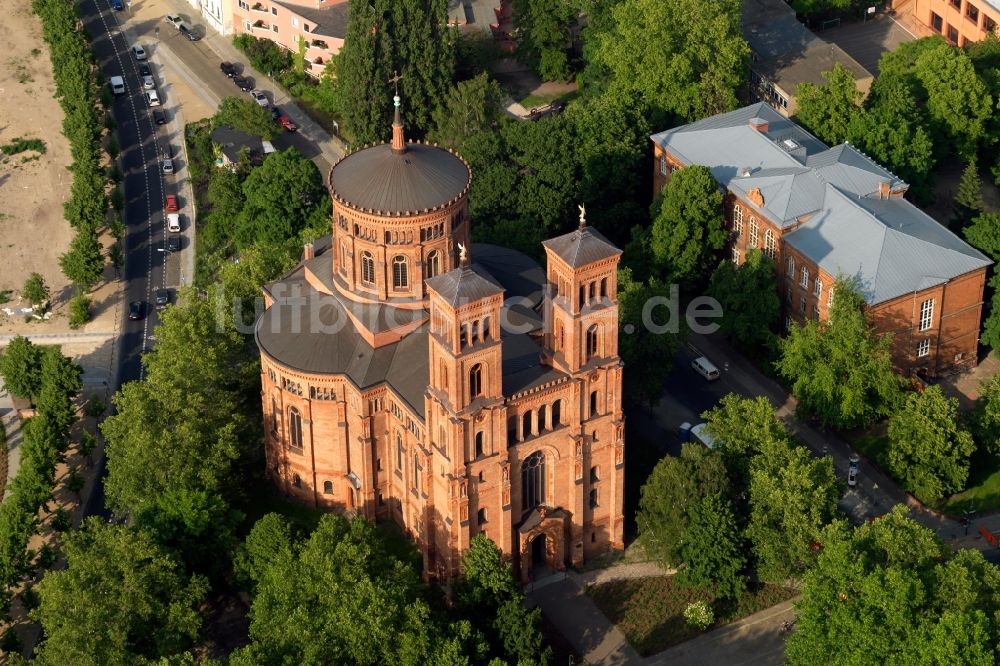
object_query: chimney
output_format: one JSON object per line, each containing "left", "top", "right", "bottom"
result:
{"left": 303, "top": 242, "right": 315, "bottom": 260}
{"left": 879, "top": 181, "right": 890, "bottom": 199}
{"left": 391, "top": 94, "right": 406, "bottom": 154}
{"left": 748, "top": 117, "right": 769, "bottom": 133}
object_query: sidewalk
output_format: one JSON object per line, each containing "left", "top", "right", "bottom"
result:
{"left": 0, "top": 378, "right": 23, "bottom": 500}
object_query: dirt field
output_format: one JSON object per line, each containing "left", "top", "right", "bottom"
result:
{"left": 0, "top": 0, "right": 122, "bottom": 336}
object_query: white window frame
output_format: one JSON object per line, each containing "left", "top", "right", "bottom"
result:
{"left": 291, "top": 16, "right": 299, "bottom": 28}
{"left": 749, "top": 218, "right": 759, "bottom": 248}
{"left": 917, "top": 339, "right": 931, "bottom": 357}
{"left": 764, "top": 228, "right": 776, "bottom": 259}
{"left": 919, "top": 299, "right": 934, "bottom": 331}
{"left": 828, "top": 286, "right": 835, "bottom": 308}
{"left": 814, "top": 278, "right": 823, "bottom": 298}
{"left": 733, "top": 203, "right": 744, "bottom": 235}
{"left": 800, "top": 267, "right": 809, "bottom": 289}
{"left": 731, "top": 247, "right": 740, "bottom": 264}
{"left": 659, "top": 155, "right": 667, "bottom": 176}
{"left": 787, "top": 256, "right": 795, "bottom": 277}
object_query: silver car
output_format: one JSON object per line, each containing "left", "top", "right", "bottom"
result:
{"left": 142, "top": 75, "right": 155, "bottom": 90}
{"left": 162, "top": 158, "right": 174, "bottom": 174}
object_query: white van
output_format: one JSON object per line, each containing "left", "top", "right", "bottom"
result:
{"left": 110, "top": 75, "right": 126, "bottom": 95}
{"left": 691, "top": 356, "right": 721, "bottom": 381}
{"left": 166, "top": 213, "right": 181, "bottom": 233}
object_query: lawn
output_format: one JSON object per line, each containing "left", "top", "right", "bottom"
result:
{"left": 587, "top": 576, "right": 797, "bottom": 657}
{"left": 939, "top": 448, "right": 1000, "bottom": 514}
{"left": 518, "top": 90, "right": 578, "bottom": 111}
{"left": 849, "top": 429, "right": 890, "bottom": 471}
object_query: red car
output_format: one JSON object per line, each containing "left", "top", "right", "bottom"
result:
{"left": 165, "top": 194, "right": 179, "bottom": 212}
{"left": 279, "top": 115, "right": 298, "bottom": 132}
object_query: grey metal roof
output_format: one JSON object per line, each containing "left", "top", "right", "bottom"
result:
{"left": 328, "top": 142, "right": 471, "bottom": 214}
{"left": 210, "top": 125, "right": 264, "bottom": 162}
{"left": 652, "top": 103, "right": 991, "bottom": 305}
{"left": 542, "top": 227, "right": 622, "bottom": 268}
{"left": 271, "top": 0, "right": 348, "bottom": 39}
{"left": 425, "top": 263, "right": 504, "bottom": 306}
{"left": 742, "top": 0, "right": 871, "bottom": 93}
{"left": 502, "top": 332, "right": 564, "bottom": 396}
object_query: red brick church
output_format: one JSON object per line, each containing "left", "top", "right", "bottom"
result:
{"left": 255, "top": 96, "right": 625, "bottom": 582}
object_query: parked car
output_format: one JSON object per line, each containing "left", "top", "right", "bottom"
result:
{"left": 162, "top": 157, "right": 174, "bottom": 174}
{"left": 847, "top": 466, "right": 858, "bottom": 487}
{"left": 220, "top": 62, "right": 237, "bottom": 78}
{"left": 152, "top": 109, "right": 167, "bottom": 125}
{"left": 270, "top": 106, "right": 282, "bottom": 120}
{"left": 279, "top": 115, "right": 297, "bottom": 132}
{"left": 131, "top": 45, "right": 147, "bottom": 60}
{"left": 155, "top": 288, "right": 170, "bottom": 309}
{"left": 179, "top": 24, "right": 200, "bottom": 41}
{"left": 167, "top": 235, "right": 181, "bottom": 252}
{"left": 691, "top": 356, "right": 721, "bottom": 381}
{"left": 165, "top": 14, "right": 183, "bottom": 29}
{"left": 167, "top": 213, "right": 181, "bottom": 232}
{"left": 678, "top": 422, "right": 719, "bottom": 450}
{"left": 139, "top": 63, "right": 152, "bottom": 77}
{"left": 145, "top": 90, "right": 161, "bottom": 107}
{"left": 251, "top": 90, "right": 269, "bottom": 107}
{"left": 142, "top": 74, "right": 155, "bottom": 90}
{"left": 233, "top": 76, "right": 253, "bottom": 92}
{"left": 128, "top": 301, "right": 144, "bottom": 320}
{"left": 109, "top": 75, "right": 126, "bottom": 95}
{"left": 110, "top": 0, "right": 124, "bottom": 10}
{"left": 164, "top": 194, "right": 179, "bottom": 212}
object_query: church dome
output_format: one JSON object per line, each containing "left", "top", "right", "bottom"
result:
{"left": 328, "top": 141, "right": 471, "bottom": 215}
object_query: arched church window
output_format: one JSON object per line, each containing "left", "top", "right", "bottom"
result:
{"left": 426, "top": 250, "right": 439, "bottom": 278}
{"left": 475, "top": 431, "right": 484, "bottom": 458}
{"left": 392, "top": 255, "right": 408, "bottom": 290}
{"left": 522, "top": 451, "right": 545, "bottom": 512}
{"left": 469, "top": 363, "right": 483, "bottom": 399}
{"left": 361, "top": 251, "right": 375, "bottom": 285}
{"left": 323, "top": 480, "right": 333, "bottom": 495}
{"left": 288, "top": 407, "right": 303, "bottom": 449}
{"left": 586, "top": 325, "right": 600, "bottom": 358}
{"left": 552, "top": 399, "right": 562, "bottom": 427}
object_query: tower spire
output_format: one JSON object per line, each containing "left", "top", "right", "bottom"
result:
{"left": 389, "top": 70, "right": 405, "bottom": 154}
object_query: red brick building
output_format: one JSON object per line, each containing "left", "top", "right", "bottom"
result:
{"left": 255, "top": 99, "right": 625, "bottom": 582}
{"left": 651, "top": 103, "right": 991, "bottom": 377}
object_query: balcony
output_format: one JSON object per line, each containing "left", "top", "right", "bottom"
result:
{"left": 250, "top": 2, "right": 269, "bottom": 12}
{"left": 252, "top": 19, "right": 270, "bottom": 30}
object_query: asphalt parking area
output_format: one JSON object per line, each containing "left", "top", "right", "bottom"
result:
{"left": 816, "top": 15, "right": 916, "bottom": 74}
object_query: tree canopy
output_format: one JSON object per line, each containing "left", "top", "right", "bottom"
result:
{"left": 675, "top": 493, "right": 746, "bottom": 599}
{"left": 32, "top": 518, "right": 208, "bottom": 666}
{"left": 428, "top": 72, "right": 504, "bottom": 148}
{"left": 514, "top": 0, "right": 577, "bottom": 81}
{"left": 707, "top": 250, "right": 781, "bottom": 356}
{"left": 795, "top": 64, "right": 864, "bottom": 146}
{"left": 776, "top": 279, "right": 903, "bottom": 429}
{"left": 0, "top": 335, "right": 44, "bottom": 400}
{"left": 213, "top": 95, "right": 280, "bottom": 140}
{"left": 887, "top": 385, "right": 975, "bottom": 502}
{"left": 786, "top": 507, "right": 1000, "bottom": 665}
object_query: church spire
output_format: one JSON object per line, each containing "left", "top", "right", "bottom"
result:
{"left": 389, "top": 70, "right": 405, "bottom": 154}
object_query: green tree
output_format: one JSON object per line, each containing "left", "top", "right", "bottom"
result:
{"left": 746, "top": 435, "right": 839, "bottom": 582}
{"left": 453, "top": 534, "right": 551, "bottom": 665}
{"left": 515, "top": 0, "right": 576, "bottom": 81}
{"left": 32, "top": 518, "right": 207, "bottom": 666}
{"left": 502, "top": 115, "right": 580, "bottom": 232}
{"left": 981, "top": 274, "right": 1000, "bottom": 351}
{"left": 591, "top": 0, "right": 748, "bottom": 120}
{"left": 213, "top": 95, "right": 280, "bottom": 140}
{"left": 915, "top": 42, "right": 993, "bottom": 158}
{"left": 887, "top": 385, "right": 975, "bottom": 502}
{"left": 0, "top": 335, "right": 43, "bottom": 399}
{"left": 703, "top": 394, "right": 790, "bottom": 488}
{"left": 795, "top": 64, "right": 864, "bottom": 146}
{"left": 973, "top": 373, "right": 1000, "bottom": 456}
{"left": 707, "top": 250, "right": 780, "bottom": 355}
{"left": 955, "top": 159, "right": 985, "bottom": 223}
{"left": 68, "top": 291, "right": 91, "bottom": 329}
{"left": 428, "top": 72, "right": 504, "bottom": 148}
{"left": 617, "top": 268, "right": 686, "bottom": 406}
{"left": 676, "top": 493, "right": 746, "bottom": 599}
{"left": 647, "top": 165, "right": 725, "bottom": 286}
{"left": 232, "top": 512, "right": 298, "bottom": 592}
{"left": 786, "top": 506, "right": 1000, "bottom": 665}
{"left": 236, "top": 148, "right": 330, "bottom": 249}
{"left": 22, "top": 272, "right": 49, "bottom": 307}
{"left": 964, "top": 212, "right": 1000, "bottom": 261}
{"left": 59, "top": 226, "right": 105, "bottom": 289}
{"left": 337, "top": 0, "right": 455, "bottom": 142}
{"left": 637, "top": 443, "right": 731, "bottom": 568}
{"left": 776, "top": 279, "right": 903, "bottom": 429}
{"left": 232, "top": 514, "right": 473, "bottom": 665}
{"left": 789, "top": 0, "right": 850, "bottom": 16}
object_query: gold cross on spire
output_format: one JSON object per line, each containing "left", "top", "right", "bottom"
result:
{"left": 388, "top": 69, "right": 402, "bottom": 96}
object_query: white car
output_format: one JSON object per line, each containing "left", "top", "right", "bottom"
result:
{"left": 131, "top": 45, "right": 147, "bottom": 60}
{"left": 165, "top": 14, "right": 183, "bottom": 29}
{"left": 162, "top": 158, "right": 174, "bottom": 174}
{"left": 109, "top": 75, "right": 126, "bottom": 95}
{"left": 251, "top": 91, "right": 269, "bottom": 107}
{"left": 145, "top": 90, "right": 161, "bottom": 107}
{"left": 166, "top": 213, "right": 180, "bottom": 232}
{"left": 142, "top": 75, "right": 155, "bottom": 90}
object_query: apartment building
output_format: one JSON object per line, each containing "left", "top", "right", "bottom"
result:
{"left": 914, "top": 0, "right": 1000, "bottom": 44}
{"left": 651, "top": 103, "right": 991, "bottom": 377}
{"left": 232, "top": 0, "right": 348, "bottom": 77}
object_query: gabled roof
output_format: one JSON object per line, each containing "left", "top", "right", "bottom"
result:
{"left": 542, "top": 227, "right": 622, "bottom": 268}
{"left": 425, "top": 263, "right": 504, "bottom": 307}
{"left": 651, "top": 103, "right": 991, "bottom": 305}
{"left": 271, "top": 0, "right": 348, "bottom": 40}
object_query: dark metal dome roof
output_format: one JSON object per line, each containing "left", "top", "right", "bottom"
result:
{"left": 328, "top": 141, "right": 471, "bottom": 214}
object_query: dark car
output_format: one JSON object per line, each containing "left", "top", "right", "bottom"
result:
{"left": 128, "top": 301, "right": 144, "bottom": 320}
{"left": 139, "top": 63, "right": 152, "bottom": 77}
{"left": 155, "top": 289, "right": 170, "bottom": 310}
{"left": 153, "top": 109, "right": 167, "bottom": 125}
{"left": 167, "top": 235, "right": 181, "bottom": 252}
{"left": 270, "top": 106, "right": 281, "bottom": 120}
{"left": 180, "top": 24, "right": 200, "bottom": 41}
{"left": 220, "top": 62, "right": 237, "bottom": 78}
{"left": 233, "top": 76, "right": 253, "bottom": 92}
{"left": 279, "top": 115, "right": 297, "bottom": 132}
{"left": 110, "top": 0, "right": 123, "bottom": 10}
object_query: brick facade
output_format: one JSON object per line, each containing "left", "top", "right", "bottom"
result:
{"left": 913, "top": 0, "right": 999, "bottom": 45}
